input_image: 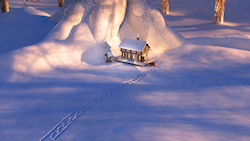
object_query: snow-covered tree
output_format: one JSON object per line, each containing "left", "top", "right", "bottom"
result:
{"left": 160, "top": 0, "right": 169, "bottom": 15}
{"left": 0, "top": 0, "right": 9, "bottom": 13}
{"left": 48, "top": 0, "right": 185, "bottom": 55}
{"left": 59, "top": 0, "right": 64, "bottom": 7}
{"left": 213, "top": 0, "right": 225, "bottom": 24}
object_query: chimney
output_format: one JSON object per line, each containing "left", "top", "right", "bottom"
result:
{"left": 137, "top": 33, "right": 140, "bottom": 40}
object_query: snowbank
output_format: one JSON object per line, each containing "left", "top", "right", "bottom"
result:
{"left": 89, "top": 0, "right": 127, "bottom": 48}
{"left": 11, "top": 22, "right": 102, "bottom": 74}
{"left": 48, "top": 0, "right": 127, "bottom": 64}
{"left": 46, "top": 2, "right": 85, "bottom": 40}
{"left": 47, "top": 0, "right": 185, "bottom": 64}
{"left": 127, "top": 0, "right": 185, "bottom": 55}
{"left": 50, "top": 0, "right": 73, "bottom": 22}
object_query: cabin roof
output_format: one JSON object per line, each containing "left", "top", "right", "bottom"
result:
{"left": 119, "top": 38, "right": 147, "bottom": 52}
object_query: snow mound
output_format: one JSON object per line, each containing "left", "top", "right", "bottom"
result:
{"left": 6, "top": 23, "right": 98, "bottom": 74}
{"left": 49, "top": 0, "right": 127, "bottom": 63}
{"left": 127, "top": 0, "right": 185, "bottom": 55}
{"left": 3, "top": 0, "right": 188, "bottom": 73}
{"left": 49, "top": 0, "right": 184, "bottom": 57}
{"left": 47, "top": 2, "right": 86, "bottom": 40}
{"left": 48, "top": 0, "right": 127, "bottom": 64}
{"left": 89, "top": 0, "right": 127, "bottom": 48}
{"left": 10, "top": 41, "right": 85, "bottom": 74}
{"left": 50, "top": 0, "right": 93, "bottom": 22}
{"left": 81, "top": 43, "right": 110, "bottom": 65}
{"left": 50, "top": 0, "right": 79, "bottom": 22}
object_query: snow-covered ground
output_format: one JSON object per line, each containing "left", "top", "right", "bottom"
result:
{"left": 0, "top": 0, "right": 250, "bottom": 140}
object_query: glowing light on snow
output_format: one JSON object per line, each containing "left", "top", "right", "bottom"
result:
{"left": 223, "top": 22, "right": 239, "bottom": 27}
{"left": 89, "top": 0, "right": 126, "bottom": 48}
{"left": 168, "top": 11, "right": 185, "bottom": 16}
{"left": 11, "top": 41, "right": 84, "bottom": 74}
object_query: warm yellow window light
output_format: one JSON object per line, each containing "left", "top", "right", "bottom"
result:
{"left": 128, "top": 53, "right": 131, "bottom": 59}
{"left": 132, "top": 54, "right": 135, "bottom": 60}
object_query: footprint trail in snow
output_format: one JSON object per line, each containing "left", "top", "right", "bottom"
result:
{"left": 40, "top": 66, "right": 159, "bottom": 141}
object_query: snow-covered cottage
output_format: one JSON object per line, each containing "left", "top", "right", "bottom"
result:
{"left": 119, "top": 38, "right": 150, "bottom": 63}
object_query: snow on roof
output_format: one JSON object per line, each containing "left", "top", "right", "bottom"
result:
{"left": 106, "top": 52, "right": 114, "bottom": 57}
{"left": 119, "top": 38, "right": 147, "bottom": 52}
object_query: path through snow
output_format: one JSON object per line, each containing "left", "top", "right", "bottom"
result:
{"left": 40, "top": 66, "right": 159, "bottom": 141}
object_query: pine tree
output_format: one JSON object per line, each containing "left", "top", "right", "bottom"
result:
{"left": 0, "top": 0, "right": 9, "bottom": 13}
{"left": 213, "top": 0, "right": 225, "bottom": 24}
{"left": 59, "top": 0, "right": 64, "bottom": 7}
{"left": 161, "top": 0, "right": 169, "bottom": 15}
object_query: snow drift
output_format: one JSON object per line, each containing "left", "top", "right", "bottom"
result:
{"left": 126, "top": 0, "right": 185, "bottom": 54}
{"left": 47, "top": 0, "right": 185, "bottom": 64}
{"left": 4, "top": 0, "right": 186, "bottom": 74}
{"left": 163, "top": 34, "right": 250, "bottom": 70}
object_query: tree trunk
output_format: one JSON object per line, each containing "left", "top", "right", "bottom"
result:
{"left": 58, "top": 0, "right": 64, "bottom": 7}
{"left": 1, "top": 0, "right": 9, "bottom": 13}
{"left": 161, "top": 0, "right": 169, "bottom": 15}
{"left": 213, "top": 0, "right": 225, "bottom": 24}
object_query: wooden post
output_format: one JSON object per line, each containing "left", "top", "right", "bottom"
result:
{"left": 1, "top": 0, "right": 9, "bottom": 13}
{"left": 161, "top": 0, "right": 169, "bottom": 15}
{"left": 58, "top": 0, "right": 64, "bottom": 7}
{"left": 213, "top": 0, "right": 225, "bottom": 24}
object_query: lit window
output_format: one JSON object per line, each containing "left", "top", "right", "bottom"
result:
{"left": 128, "top": 53, "right": 131, "bottom": 59}
{"left": 132, "top": 54, "right": 135, "bottom": 60}
{"left": 122, "top": 52, "right": 125, "bottom": 58}
{"left": 138, "top": 55, "right": 141, "bottom": 61}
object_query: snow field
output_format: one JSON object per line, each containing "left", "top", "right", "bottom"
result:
{"left": 0, "top": 0, "right": 250, "bottom": 140}
{"left": 40, "top": 66, "right": 159, "bottom": 140}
